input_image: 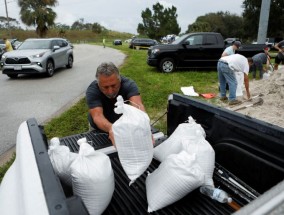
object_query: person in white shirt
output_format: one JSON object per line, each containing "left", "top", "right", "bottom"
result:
{"left": 217, "top": 54, "right": 254, "bottom": 105}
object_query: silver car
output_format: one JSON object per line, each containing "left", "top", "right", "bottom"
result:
{"left": 0, "top": 38, "right": 73, "bottom": 78}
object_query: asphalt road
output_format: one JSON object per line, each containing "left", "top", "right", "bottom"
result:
{"left": 0, "top": 44, "right": 125, "bottom": 156}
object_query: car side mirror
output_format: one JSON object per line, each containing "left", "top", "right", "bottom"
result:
{"left": 182, "top": 41, "right": 190, "bottom": 46}
{"left": 53, "top": 45, "right": 60, "bottom": 51}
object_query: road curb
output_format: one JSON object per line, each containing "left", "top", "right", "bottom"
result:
{"left": 0, "top": 145, "right": 15, "bottom": 167}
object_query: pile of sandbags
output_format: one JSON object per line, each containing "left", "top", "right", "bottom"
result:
{"left": 146, "top": 116, "right": 215, "bottom": 212}
{"left": 48, "top": 138, "right": 114, "bottom": 215}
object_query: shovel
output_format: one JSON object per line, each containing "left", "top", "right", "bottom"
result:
{"left": 232, "top": 98, "right": 264, "bottom": 111}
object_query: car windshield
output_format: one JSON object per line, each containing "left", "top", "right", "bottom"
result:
{"left": 171, "top": 34, "right": 188, "bottom": 44}
{"left": 18, "top": 40, "right": 51, "bottom": 50}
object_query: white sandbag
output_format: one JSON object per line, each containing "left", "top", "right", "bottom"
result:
{"left": 154, "top": 116, "right": 205, "bottom": 162}
{"left": 112, "top": 95, "right": 153, "bottom": 185}
{"left": 48, "top": 137, "right": 77, "bottom": 186}
{"left": 182, "top": 137, "right": 215, "bottom": 186}
{"left": 146, "top": 151, "right": 205, "bottom": 212}
{"left": 70, "top": 142, "right": 114, "bottom": 215}
{"left": 235, "top": 72, "right": 244, "bottom": 97}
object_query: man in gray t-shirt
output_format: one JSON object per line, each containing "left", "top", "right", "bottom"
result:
{"left": 251, "top": 49, "right": 270, "bottom": 79}
{"left": 86, "top": 62, "right": 145, "bottom": 145}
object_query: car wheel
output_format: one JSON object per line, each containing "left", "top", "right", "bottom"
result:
{"left": 7, "top": 74, "right": 18, "bottom": 79}
{"left": 160, "top": 58, "right": 175, "bottom": 73}
{"left": 46, "top": 60, "right": 54, "bottom": 77}
{"left": 66, "top": 55, "right": 73, "bottom": 68}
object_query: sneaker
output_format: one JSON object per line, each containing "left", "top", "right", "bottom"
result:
{"left": 220, "top": 96, "right": 228, "bottom": 101}
{"left": 229, "top": 100, "right": 242, "bottom": 106}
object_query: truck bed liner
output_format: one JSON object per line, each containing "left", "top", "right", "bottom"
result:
{"left": 58, "top": 130, "right": 259, "bottom": 215}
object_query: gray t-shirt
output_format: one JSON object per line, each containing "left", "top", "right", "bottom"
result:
{"left": 86, "top": 76, "right": 140, "bottom": 129}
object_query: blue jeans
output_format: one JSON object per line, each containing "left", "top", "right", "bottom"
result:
{"left": 217, "top": 61, "right": 237, "bottom": 101}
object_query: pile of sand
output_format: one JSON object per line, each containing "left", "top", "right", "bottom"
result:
{"left": 216, "top": 67, "right": 284, "bottom": 128}
{"left": 240, "top": 68, "right": 284, "bottom": 128}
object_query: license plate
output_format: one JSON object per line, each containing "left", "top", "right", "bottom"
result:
{"left": 14, "top": 65, "right": 22, "bottom": 70}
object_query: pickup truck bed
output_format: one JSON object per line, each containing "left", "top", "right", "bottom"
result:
{"left": 57, "top": 130, "right": 260, "bottom": 215}
{"left": 1, "top": 93, "right": 283, "bottom": 215}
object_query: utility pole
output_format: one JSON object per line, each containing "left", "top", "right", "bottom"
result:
{"left": 4, "top": 0, "right": 11, "bottom": 37}
{"left": 257, "top": 0, "right": 271, "bottom": 44}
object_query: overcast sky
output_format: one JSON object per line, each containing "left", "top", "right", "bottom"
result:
{"left": 1, "top": 0, "right": 244, "bottom": 34}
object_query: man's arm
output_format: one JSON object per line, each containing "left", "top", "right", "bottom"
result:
{"left": 244, "top": 73, "right": 250, "bottom": 99}
{"left": 129, "top": 95, "right": 146, "bottom": 112}
{"left": 89, "top": 107, "right": 115, "bottom": 143}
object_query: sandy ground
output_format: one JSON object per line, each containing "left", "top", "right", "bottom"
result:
{"left": 217, "top": 66, "right": 284, "bottom": 129}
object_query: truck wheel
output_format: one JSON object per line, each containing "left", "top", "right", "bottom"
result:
{"left": 66, "top": 55, "right": 73, "bottom": 68}
{"left": 160, "top": 58, "right": 175, "bottom": 73}
{"left": 7, "top": 74, "right": 18, "bottom": 79}
{"left": 46, "top": 60, "right": 54, "bottom": 77}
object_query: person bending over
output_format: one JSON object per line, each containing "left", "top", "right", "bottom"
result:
{"left": 86, "top": 62, "right": 146, "bottom": 145}
{"left": 217, "top": 54, "right": 254, "bottom": 105}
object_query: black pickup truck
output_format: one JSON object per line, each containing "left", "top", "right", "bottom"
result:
{"left": 0, "top": 93, "right": 283, "bottom": 215}
{"left": 147, "top": 32, "right": 267, "bottom": 73}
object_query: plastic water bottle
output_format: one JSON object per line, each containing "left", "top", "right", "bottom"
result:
{"left": 199, "top": 186, "right": 232, "bottom": 203}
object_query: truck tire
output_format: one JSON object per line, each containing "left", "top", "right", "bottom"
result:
{"left": 46, "top": 60, "right": 54, "bottom": 77}
{"left": 160, "top": 58, "right": 175, "bottom": 73}
{"left": 66, "top": 55, "right": 73, "bottom": 68}
{"left": 7, "top": 74, "right": 18, "bottom": 79}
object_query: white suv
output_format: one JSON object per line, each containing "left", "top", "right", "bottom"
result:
{"left": 0, "top": 38, "right": 73, "bottom": 78}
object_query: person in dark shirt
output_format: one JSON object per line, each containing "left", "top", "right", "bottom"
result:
{"left": 86, "top": 62, "right": 146, "bottom": 145}
{"left": 251, "top": 48, "right": 270, "bottom": 79}
{"left": 274, "top": 40, "right": 284, "bottom": 70}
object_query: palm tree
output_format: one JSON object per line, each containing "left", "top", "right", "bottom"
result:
{"left": 18, "top": 0, "right": 57, "bottom": 37}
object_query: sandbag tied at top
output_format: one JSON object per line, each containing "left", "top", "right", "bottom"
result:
{"left": 113, "top": 95, "right": 153, "bottom": 185}
{"left": 70, "top": 142, "right": 114, "bottom": 215}
{"left": 48, "top": 137, "right": 77, "bottom": 186}
{"left": 154, "top": 116, "right": 206, "bottom": 162}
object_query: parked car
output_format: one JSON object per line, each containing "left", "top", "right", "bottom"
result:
{"left": 129, "top": 38, "right": 158, "bottom": 49}
{"left": 147, "top": 32, "right": 266, "bottom": 73}
{"left": 0, "top": 38, "right": 73, "bottom": 78}
{"left": 113, "top": 39, "right": 122, "bottom": 45}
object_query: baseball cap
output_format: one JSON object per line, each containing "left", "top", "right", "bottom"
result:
{"left": 233, "top": 41, "right": 241, "bottom": 48}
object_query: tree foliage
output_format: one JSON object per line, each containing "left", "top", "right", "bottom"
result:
{"left": 242, "top": 0, "right": 284, "bottom": 40}
{"left": 18, "top": 0, "right": 57, "bottom": 37}
{"left": 186, "top": 12, "right": 244, "bottom": 39}
{"left": 0, "top": 16, "right": 21, "bottom": 29}
{"left": 138, "top": 2, "right": 181, "bottom": 39}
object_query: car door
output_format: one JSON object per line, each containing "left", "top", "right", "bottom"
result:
{"left": 202, "top": 34, "right": 224, "bottom": 67}
{"left": 56, "top": 40, "right": 69, "bottom": 67}
{"left": 178, "top": 34, "right": 223, "bottom": 68}
{"left": 177, "top": 34, "right": 205, "bottom": 68}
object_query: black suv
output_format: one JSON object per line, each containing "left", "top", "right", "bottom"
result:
{"left": 129, "top": 38, "right": 158, "bottom": 49}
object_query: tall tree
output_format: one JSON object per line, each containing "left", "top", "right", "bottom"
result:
{"left": 138, "top": 3, "right": 181, "bottom": 39}
{"left": 18, "top": 0, "right": 57, "bottom": 37}
{"left": 187, "top": 12, "right": 244, "bottom": 39}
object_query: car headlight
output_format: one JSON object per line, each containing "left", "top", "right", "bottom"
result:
{"left": 30, "top": 52, "right": 46, "bottom": 58}
{"left": 1, "top": 55, "right": 7, "bottom": 60}
{"left": 151, "top": 48, "right": 160, "bottom": 55}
